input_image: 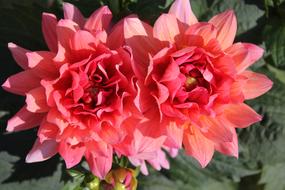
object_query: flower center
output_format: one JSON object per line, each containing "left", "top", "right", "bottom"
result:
{"left": 185, "top": 76, "right": 197, "bottom": 90}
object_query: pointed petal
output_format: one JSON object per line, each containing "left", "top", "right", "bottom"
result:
{"left": 169, "top": 0, "right": 198, "bottom": 25}
{"left": 59, "top": 142, "right": 85, "bottom": 168}
{"left": 85, "top": 146, "right": 113, "bottom": 179}
{"left": 27, "top": 51, "right": 57, "bottom": 79}
{"left": 215, "top": 127, "right": 238, "bottom": 158}
{"left": 84, "top": 6, "right": 112, "bottom": 32}
{"left": 8, "top": 43, "right": 30, "bottom": 70}
{"left": 153, "top": 14, "right": 180, "bottom": 43}
{"left": 239, "top": 71, "right": 273, "bottom": 99}
{"left": 26, "top": 87, "right": 49, "bottom": 113}
{"left": 185, "top": 22, "right": 217, "bottom": 45}
{"left": 222, "top": 103, "right": 262, "bottom": 128}
{"left": 63, "top": 2, "right": 85, "bottom": 28}
{"left": 2, "top": 70, "right": 40, "bottom": 95}
{"left": 124, "top": 17, "right": 165, "bottom": 77}
{"left": 7, "top": 106, "right": 44, "bottom": 132}
{"left": 209, "top": 10, "right": 237, "bottom": 50}
{"left": 165, "top": 122, "right": 183, "bottom": 149}
{"left": 42, "top": 13, "right": 58, "bottom": 52}
{"left": 183, "top": 126, "right": 214, "bottom": 167}
{"left": 199, "top": 115, "right": 233, "bottom": 143}
{"left": 226, "top": 43, "right": 264, "bottom": 73}
{"left": 55, "top": 19, "right": 79, "bottom": 62}
{"left": 26, "top": 139, "right": 58, "bottom": 163}
{"left": 70, "top": 30, "right": 97, "bottom": 51}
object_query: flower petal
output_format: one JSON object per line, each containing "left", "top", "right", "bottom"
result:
{"left": 215, "top": 127, "right": 238, "bottom": 158}
{"left": 7, "top": 106, "right": 45, "bottom": 132}
{"left": 8, "top": 43, "right": 30, "bottom": 70}
{"left": 26, "top": 139, "right": 58, "bottom": 163}
{"left": 42, "top": 13, "right": 58, "bottom": 52}
{"left": 85, "top": 145, "right": 113, "bottom": 179}
{"left": 221, "top": 103, "right": 262, "bottom": 128}
{"left": 2, "top": 70, "right": 40, "bottom": 95}
{"left": 226, "top": 43, "right": 264, "bottom": 74}
{"left": 153, "top": 14, "right": 180, "bottom": 43}
{"left": 26, "top": 87, "right": 49, "bottom": 113}
{"left": 169, "top": 0, "right": 198, "bottom": 25}
{"left": 63, "top": 2, "right": 85, "bottom": 28}
{"left": 59, "top": 142, "right": 85, "bottom": 168}
{"left": 209, "top": 10, "right": 237, "bottom": 50}
{"left": 84, "top": 6, "right": 112, "bottom": 32}
{"left": 183, "top": 126, "right": 214, "bottom": 168}
{"left": 239, "top": 70, "right": 273, "bottom": 99}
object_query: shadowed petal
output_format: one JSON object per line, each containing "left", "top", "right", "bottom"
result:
{"left": 26, "top": 139, "right": 58, "bottom": 163}
{"left": 42, "top": 13, "right": 58, "bottom": 52}
{"left": 8, "top": 43, "right": 30, "bottom": 70}
{"left": 26, "top": 87, "right": 49, "bottom": 113}
{"left": 2, "top": 70, "right": 40, "bottom": 95}
{"left": 84, "top": 6, "right": 112, "bottom": 32}
{"left": 7, "top": 106, "right": 45, "bottom": 132}
{"left": 63, "top": 2, "right": 85, "bottom": 28}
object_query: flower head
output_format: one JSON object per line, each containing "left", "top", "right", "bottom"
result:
{"left": 122, "top": 0, "right": 273, "bottom": 167}
{"left": 2, "top": 3, "right": 145, "bottom": 179}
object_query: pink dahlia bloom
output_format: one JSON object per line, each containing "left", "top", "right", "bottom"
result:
{"left": 121, "top": 0, "right": 273, "bottom": 167}
{"left": 2, "top": 3, "right": 166, "bottom": 179}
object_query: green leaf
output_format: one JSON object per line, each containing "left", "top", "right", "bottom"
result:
{"left": 259, "top": 163, "right": 285, "bottom": 190}
{"left": 267, "top": 64, "right": 285, "bottom": 84}
{"left": 264, "top": 19, "right": 285, "bottom": 69}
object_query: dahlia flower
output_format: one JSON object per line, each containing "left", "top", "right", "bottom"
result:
{"left": 2, "top": 3, "right": 167, "bottom": 179}
{"left": 121, "top": 0, "right": 273, "bottom": 167}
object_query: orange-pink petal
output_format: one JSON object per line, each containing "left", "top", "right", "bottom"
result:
{"left": 84, "top": 6, "right": 112, "bottom": 32}
{"left": 169, "top": 0, "right": 198, "bottom": 25}
{"left": 239, "top": 70, "right": 273, "bottom": 99}
{"left": 209, "top": 10, "right": 237, "bottom": 50}
{"left": 26, "top": 87, "right": 49, "bottom": 113}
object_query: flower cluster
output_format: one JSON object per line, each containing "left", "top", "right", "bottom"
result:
{"left": 2, "top": 0, "right": 272, "bottom": 181}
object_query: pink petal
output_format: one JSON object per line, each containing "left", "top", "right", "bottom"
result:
{"left": 70, "top": 30, "right": 97, "bottom": 51}
{"left": 185, "top": 22, "right": 217, "bottom": 45}
{"left": 209, "top": 10, "right": 237, "bottom": 50}
{"left": 239, "top": 70, "right": 273, "bottom": 99}
{"left": 215, "top": 127, "right": 238, "bottom": 158}
{"left": 124, "top": 17, "right": 165, "bottom": 77}
{"left": 183, "top": 126, "right": 214, "bottom": 168}
{"left": 153, "top": 14, "right": 180, "bottom": 43}
{"left": 8, "top": 43, "right": 30, "bottom": 70}
{"left": 2, "top": 70, "right": 40, "bottom": 95}
{"left": 84, "top": 6, "right": 112, "bottom": 32}
{"left": 59, "top": 142, "right": 85, "bottom": 168}
{"left": 222, "top": 103, "right": 262, "bottom": 128}
{"left": 226, "top": 43, "right": 264, "bottom": 74}
{"left": 55, "top": 19, "right": 79, "bottom": 62}
{"left": 63, "top": 2, "right": 85, "bottom": 28}
{"left": 165, "top": 122, "right": 183, "bottom": 149}
{"left": 85, "top": 146, "right": 113, "bottom": 179}
{"left": 26, "top": 51, "right": 57, "bottom": 79}
{"left": 26, "top": 87, "right": 49, "bottom": 113}
{"left": 26, "top": 139, "right": 58, "bottom": 163}
{"left": 42, "top": 13, "right": 58, "bottom": 52}
{"left": 169, "top": 0, "right": 198, "bottom": 25}
{"left": 7, "top": 106, "right": 44, "bottom": 132}
{"left": 38, "top": 119, "right": 59, "bottom": 143}
{"left": 199, "top": 115, "right": 233, "bottom": 143}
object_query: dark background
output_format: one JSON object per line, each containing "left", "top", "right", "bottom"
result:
{"left": 0, "top": 0, "right": 285, "bottom": 189}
